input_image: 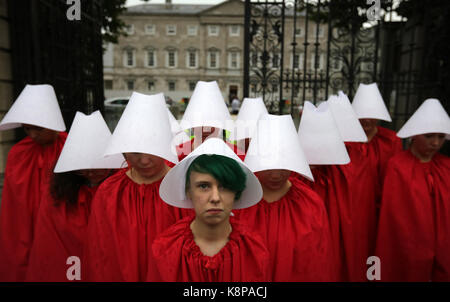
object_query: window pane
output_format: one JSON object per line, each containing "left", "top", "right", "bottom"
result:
{"left": 189, "top": 52, "right": 196, "bottom": 67}
{"left": 168, "top": 51, "right": 175, "bottom": 67}
{"left": 148, "top": 51, "right": 154, "bottom": 66}
{"left": 127, "top": 50, "right": 133, "bottom": 66}
{"left": 127, "top": 81, "right": 134, "bottom": 90}
{"left": 148, "top": 81, "right": 154, "bottom": 91}
{"left": 168, "top": 82, "right": 175, "bottom": 91}
{"left": 210, "top": 52, "right": 217, "bottom": 68}
{"left": 189, "top": 81, "right": 196, "bottom": 91}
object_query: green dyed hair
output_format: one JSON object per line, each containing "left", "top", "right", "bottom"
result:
{"left": 185, "top": 154, "right": 247, "bottom": 201}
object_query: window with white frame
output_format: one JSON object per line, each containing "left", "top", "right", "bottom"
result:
{"left": 208, "top": 50, "right": 219, "bottom": 69}
{"left": 166, "top": 25, "right": 176, "bottom": 36}
{"left": 295, "top": 28, "right": 303, "bottom": 37}
{"left": 123, "top": 48, "right": 135, "bottom": 67}
{"left": 208, "top": 25, "right": 219, "bottom": 36}
{"left": 187, "top": 25, "right": 198, "bottom": 36}
{"left": 168, "top": 81, "right": 176, "bottom": 91}
{"left": 186, "top": 49, "right": 198, "bottom": 68}
{"left": 229, "top": 25, "right": 240, "bottom": 37}
{"left": 166, "top": 49, "right": 177, "bottom": 68}
{"left": 126, "top": 80, "right": 134, "bottom": 90}
{"left": 146, "top": 49, "right": 156, "bottom": 67}
{"left": 292, "top": 53, "right": 304, "bottom": 69}
{"left": 228, "top": 51, "right": 240, "bottom": 69}
{"left": 311, "top": 53, "right": 324, "bottom": 70}
{"left": 148, "top": 80, "right": 155, "bottom": 91}
{"left": 145, "top": 24, "right": 155, "bottom": 35}
{"left": 125, "top": 24, "right": 134, "bottom": 35}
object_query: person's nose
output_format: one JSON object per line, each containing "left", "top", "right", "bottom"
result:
{"left": 430, "top": 136, "right": 440, "bottom": 148}
{"left": 139, "top": 154, "right": 152, "bottom": 165}
{"left": 27, "top": 129, "right": 39, "bottom": 140}
{"left": 209, "top": 185, "right": 221, "bottom": 204}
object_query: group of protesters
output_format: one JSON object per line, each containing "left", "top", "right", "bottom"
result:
{"left": 0, "top": 80, "right": 448, "bottom": 282}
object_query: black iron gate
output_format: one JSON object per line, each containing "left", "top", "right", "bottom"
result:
{"left": 243, "top": 0, "right": 450, "bottom": 137}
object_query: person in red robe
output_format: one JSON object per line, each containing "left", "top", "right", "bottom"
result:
{"left": 83, "top": 92, "right": 187, "bottom": 282}
{"left": 0, "top": 84, "right": 67, "bottom": 281}
{"left": 235, "top": 114, "right": 336, "bottom": 281}
{"left": 151, "top": 138, "right": 269, "bottom": 282}
{"left": 376, "top": 98, "right": 450, "bottom": 281}
{"left": 25, "top": 111, "right": 123, "bottom": 282}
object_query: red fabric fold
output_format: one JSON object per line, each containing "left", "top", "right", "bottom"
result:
{"left": 233, "top": 176, "right": 337, "bottom": 281}
{"left": 375, "top": 150, "right": 450, "bottom": 281}
{"left": 150, "top": 215, "right": 269, "bottom": 282}
{"left": 83, "top": 168, "right": 188, "bottom": 281}
{"left": 25, "top": 185, "right": 98, "bottom": 282}
{"left": 0, "top": 132, "right": 67, "bottom": 281}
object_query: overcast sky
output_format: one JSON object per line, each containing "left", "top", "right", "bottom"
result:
{"left": 126, "top": 0, "right": 226, "bottom": 7}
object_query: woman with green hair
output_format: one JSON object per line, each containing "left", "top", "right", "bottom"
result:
{"left": 151, "top": 138, "right": 269, "bottom": 282}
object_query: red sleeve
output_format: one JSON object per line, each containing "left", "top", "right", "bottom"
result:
{"left": 0, "top": 133, "right": 66, "bottom": 281}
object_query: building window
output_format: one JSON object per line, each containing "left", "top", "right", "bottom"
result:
{"left": 295, "top": 28, "right": 303, "bottom": 37}
{"left": 126, "top": 80, "right": 134, "bottom": 90}
{"left": 208, "top": 51, "right": 219, "bottom": 69}
{"left": 124, "top": 49, "right": 135, "bottom": 67}
{"left": 229, "top": 25, "right": 240, "bottom": 37}
{"left": 187, "top": 25, "right": 198, "bottom": 36}
{"left": 189, "top": 81, "right": 196, "bottom": 91}
{"left": 228, "top": 51, "right": 240, "bottom": 69}
{"left": 168, "top": 81, "right": 176, "bottom": 91}
{"left": 104, "top": 80, "right": 113, "bottom": 90}
{"left": 146, "top": 49, "right": 156, "bottom": 67}
{"left": 166, "top": 25, "right": 176, "bottom": 36}
{"left": 186, "top": 50, "right": 198, "bottom": 68}
{"left": 125, "top": 24, "right": 134, "bottom": 35}
{"left": 292, "top": 53, "right": 304, "bottom": 69}
{"left": 272, "top": 53, "right": 280, "bottom": 68}
{"left": 311, "top": 53, "right": 324, "bottom": 70}
{"left": 166, "top": 50, "right": 177, "bottom": 68}
{"left": 148, "top": 81, "right": 155, "bottom": 91}
{"left": 145, "top": 24, "right": 155, "bottom": 35}
{"left": 208, "top": 25, "right": 219, "bottom": 36}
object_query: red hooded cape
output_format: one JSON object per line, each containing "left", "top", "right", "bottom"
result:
{"left": 375, "top": 150, "right": 450, "bottom": 281}
{"left": 0, "top": 132, "right": 67, "bottom": 281}
{"left": 25, "top": 185, "right": 98, "bottom": 282}
{"left": 233, "top": 176, "right": 336, "bottom": 281}
{"left": 176, "top": 138, "right": 246, "bottom": 162}
{"left": 306, "top": 165, "right": 358, "bottom": 281}
{"left": 150, "top": 215, "right": 269, "bottom": 282}
{"left": 83, "top": 168, "right": 187, "bottom": 281}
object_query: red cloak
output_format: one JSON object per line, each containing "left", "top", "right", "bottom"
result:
{"left": 306, "top": 165, "right": 357, "bottom": 281}
{"left": 176, "top": 138, "right": 245, "bottom": 161}
{"left": 375, "top": 150, "right": 450, "bottom": 281}
{"left": 25, "top": 185, "right": 98, "bottom": 282}
{"left": 233, "top": 176, "right": 337, "bottom": 281}
{"left": 83, "top": 168, "right": 187, "bottom": 281}
{"left": 150, "top": 215, "right": 269, "bottom": 282}
{"left": 0, "top": 132, "right": 67, "bottom": 281}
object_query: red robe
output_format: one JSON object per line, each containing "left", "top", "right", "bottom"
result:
{"left": 0, "top": 132, "right": 67, "bottom": 281}
{"left": 84, "top": 168, "right": 187, "bottom": 281}
{"left": 306, "top": 165, "right": 356, "bottom": 281}
{"left": 375, "top": 150, "right": 450, "bottom": 281}
{"left": 25, "top": 185, "right": 98, "bottom": 282}
{"left": 233, "top": 176, "right": 336, "bottom": 281}
{"left": 343, "top": 126, "right": 402, "bottom": 280}
{"left": 176, "top": 138, "right": 245, "bottom": 162}
{"left": 150, "top": 215, "right": 269, "bottom": 282}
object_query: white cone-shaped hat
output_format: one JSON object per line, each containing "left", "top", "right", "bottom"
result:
{"left": 397, "top": 98, "right": 450, "bottom": 139}
{"left": 233, "top": 97, "right": 268, "bottom": 141}
{"left": 244, "top": 114, "right": 313, "bottom": 181}
{"left": 298, "top": 101, "right": 350, "bottom": 165}
{"left": 352, "top": 83, "right": 392, "bottom": 122}
{"left": 54, "top": 111, "right": 125, "bottom": 173}
{"left": 180, "top": 81, "right": 234, "bottom": 132}
{"left": 0, "top": 84, "right": 66, "bottom": 131}
{"left": 104, "top": 92, "right": 179, "bottom": 164}
{"left": 159, "top": 137, "right": 263, "bottom": 209}
{"left": 328, "top": 91, "right": 368, "bottom": 142}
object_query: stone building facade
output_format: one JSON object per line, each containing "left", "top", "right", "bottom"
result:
{"left": 103, "top": 0, "right": 329, "bottom": 107}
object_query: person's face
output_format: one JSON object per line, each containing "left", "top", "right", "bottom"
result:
{"left": 255, "top": 169, "right": 291, "bottom": 191}
{"left": 359, "top": 118, "right": 378, "bottom": 135}
{"left": 77, "top": 169, "right": 111, "bottom": 186}
{"left": 411, "top": 133, "right": 446, "bottom": 161}
{"left": 124, "top": 153, "right": 166, "bottom": 179}
{"left": 186, "top": 171, "right": 235, "bottom": 226}
{"left": 23, "top": 124, "right": 58, "bottom": 146}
